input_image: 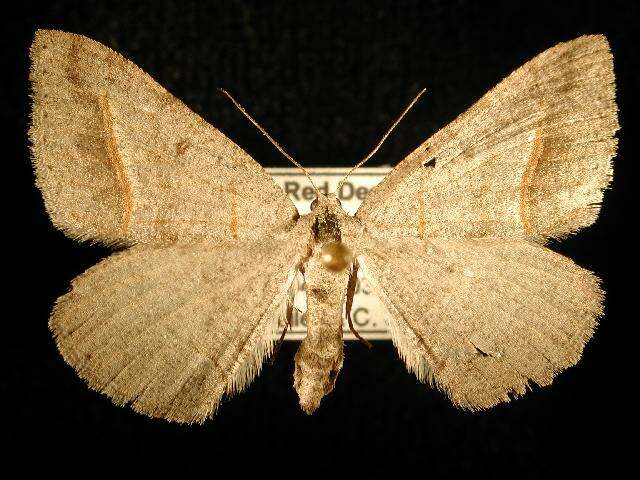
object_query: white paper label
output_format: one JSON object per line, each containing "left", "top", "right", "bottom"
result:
{"left": 266, "top": 167, "right": 393, "bottom": 341}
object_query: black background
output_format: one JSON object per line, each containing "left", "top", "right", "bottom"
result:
{"left": 4, "top": 0, "right": 636, "bottom": 476}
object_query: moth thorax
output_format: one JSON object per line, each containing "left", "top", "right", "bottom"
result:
{"left": 320, "top": 241, "right": 353, "bottom": 272}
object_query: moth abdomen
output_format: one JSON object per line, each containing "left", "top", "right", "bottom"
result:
{"left": 294, "top": 242, "right": 350, "bottom": 414}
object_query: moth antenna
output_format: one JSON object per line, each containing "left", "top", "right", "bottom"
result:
{"left": 219, "top": 88, "right": 319, "bottom": 193}
{"left": 337, "top": 88, "right": 427, "bottom": 191}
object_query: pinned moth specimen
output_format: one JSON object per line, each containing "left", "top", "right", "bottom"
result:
{"left": 30, "top": 30, "right": 618, "bottom": 423}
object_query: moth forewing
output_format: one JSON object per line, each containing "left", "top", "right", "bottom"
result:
{"left": 29, "top": 29, "right": 298, "bottom": 247}
{"left": 357, "top": 35, "right": 617, "bottom": 242}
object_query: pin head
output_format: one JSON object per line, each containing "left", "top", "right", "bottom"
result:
{"left": 320, "top": 241, "right": 353, "bottom": 272}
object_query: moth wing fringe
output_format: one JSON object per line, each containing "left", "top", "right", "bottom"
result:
{"left": 224, "top": 267, "right": 299, "bottom": 395}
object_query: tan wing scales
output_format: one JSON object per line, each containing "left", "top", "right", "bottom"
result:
{"left": 357, "top": 35, "right": 617, "bottom": 242}
{"left": 30, "top": 30, "right": 297, "bottom": 246}
{"left": 50, "top": 230, "right": 308, "bottom": 423}
{"left": 359, "top": 235, "right": 602, "bottom": 410}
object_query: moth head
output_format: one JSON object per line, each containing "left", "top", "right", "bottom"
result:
{"left": 310, "top": 193, "right": 343, "bottom": 214}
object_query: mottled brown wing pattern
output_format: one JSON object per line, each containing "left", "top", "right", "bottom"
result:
{"left": 30, "top": 30, "right": 297, "bottom": 246}
{"left": 50, "top": 232, "right": 308, "bottom": 424}
{"left": 359, "top": 235, "right": 602, "bottom": 410}
{"left": 357, "top": 35, "right": 617, "bottom": 242}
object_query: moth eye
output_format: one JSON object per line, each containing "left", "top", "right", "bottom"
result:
{"left": 311, "top": 198, "right": 318, "bottom": 210}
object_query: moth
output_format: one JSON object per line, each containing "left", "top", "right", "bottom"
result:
{"left": 30, "top": 30, "right": 618, "bottom": 423}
